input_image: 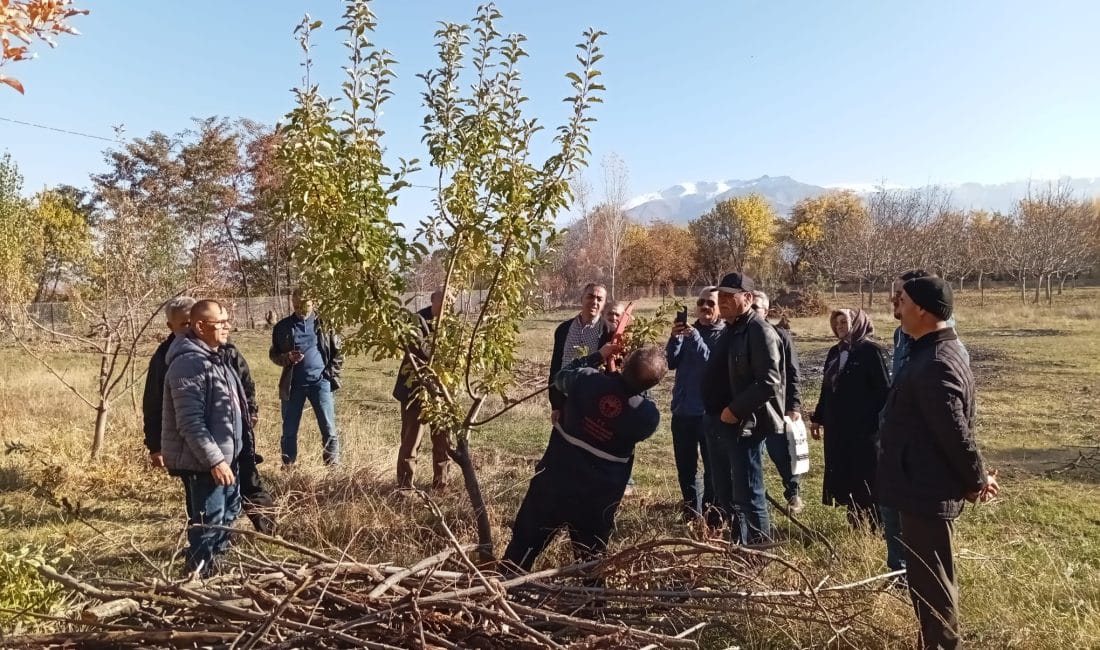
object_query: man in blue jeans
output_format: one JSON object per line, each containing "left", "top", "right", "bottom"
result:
{"left": 665, "top": 286, "right": 724, "bottom": 522}
{"left": 270, "top": 288, "right": 344, "bottom": 466}
{"left": 702, "top": 273, "right": 785, "bottom": 545}
{"left": 162, "top": 300, "right": 245, "bottom": 578}
{"left": 751, "top": 291, "right": 805, "bottom": 514}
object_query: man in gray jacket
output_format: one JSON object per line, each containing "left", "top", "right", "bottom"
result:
{"left": 162, "top": 299, "right": 247, "bottom": 578}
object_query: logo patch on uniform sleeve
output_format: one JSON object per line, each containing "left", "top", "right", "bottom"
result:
{"left": 598, "top": 394, "right": 623, "bottom": 419}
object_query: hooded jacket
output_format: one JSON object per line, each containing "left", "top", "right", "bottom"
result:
{"left": 161, "top": 333, "right": 246, "bottom": 475}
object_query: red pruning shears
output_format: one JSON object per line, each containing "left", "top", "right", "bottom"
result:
{"left": 607, "top": 301, "right": 634, "bottom": 374}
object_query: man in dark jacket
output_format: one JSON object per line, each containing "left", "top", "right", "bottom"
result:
{"left": 162, "top": 300, "right": 248, "bottom": 578}
{"left": 879, "top": 276, "right": 998, "bottom": 649}
{"left": 548, "top": 283, "right": 611, "bottom": 424}
{"left": 751, "top": 290, "right": 805, "bottom": 513}
{"left": 143, "top": 297, "right": 196, "bottom": 468}
{"left": 703, "top": 272, "right": 785, "bottom": 545}
{"left": 504, "top": 344, "right": 666, "bottom": 571}
{"left": 269, "top": 288, "right": 344, "bottom": 466}
{"left": 666, "top": 286, "right": 724, "bottom": 521}
{"left": 883, "top": 269, "right": 971, "bottom": 576}
{"left": 144, "top": 297, "right": 274, "bottom": 534}
{"left": 393, "top": 290, "right": 452, "bottom": 490}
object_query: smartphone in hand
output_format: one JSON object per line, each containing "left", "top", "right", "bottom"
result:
{"left": 675, "top": 306, "right": 688, "bottom": 324}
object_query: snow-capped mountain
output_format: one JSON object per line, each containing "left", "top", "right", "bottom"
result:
{"left": 624, "top": 176, "right": 825, "bottom": 223}
{"left": 624, "top": 175, "right": 1100, "bottom": 224}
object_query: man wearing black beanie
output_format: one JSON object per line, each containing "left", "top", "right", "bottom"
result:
{"left": 877, "top": 277, "right": 999, "bottom": 649}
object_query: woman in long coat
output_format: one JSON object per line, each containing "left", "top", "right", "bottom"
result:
{"left": 810, "top": 309, "right": 890, "bottom": 529}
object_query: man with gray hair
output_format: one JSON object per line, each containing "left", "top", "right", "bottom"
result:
{"left": 143, "top": 296, "right": 198, "bottom": 468}
{"left": 143, "top": 296, "right": 274, "bottom": 534}
{"left": 751, "top": 290, "right": 805, "bottom": 513}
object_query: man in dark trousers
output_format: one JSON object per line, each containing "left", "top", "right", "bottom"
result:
{"left": 883, "top": 269, "right": 971, "bottom": 578}
{"left": 393, "top": 289, "right": 452, "bottom": 490}
{"left": 666, "top": 286, "right": 724, "bottom": 522}
{"left": 878, "top": 276, "right": 998, "bottom": 649}
{"left": 143, "top": 297, "right": 274, "bottom": 534}
{"left": 548, "top": 282, "right": 611, "bottom": 425}
{"left": 504, "top": 344, "right": 667, "bottom": 571}
{"left": 270, "top": 288, "right": 344, "bottom": 466}
{"left": 703, "top": 272, "right": 785, "bottom": 545}
{"left": 751, "top": 290, "right": 805, "bottom": 513}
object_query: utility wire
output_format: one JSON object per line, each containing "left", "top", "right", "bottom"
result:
{"left": 0, "top": 115, "right": 121, "bottom": 143}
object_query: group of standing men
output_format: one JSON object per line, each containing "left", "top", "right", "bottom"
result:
{"left": 506, "top": 271, "right": 998, "bottom": 650}
{"left": 142, "top": 290, "right": 342, "bottom": 578}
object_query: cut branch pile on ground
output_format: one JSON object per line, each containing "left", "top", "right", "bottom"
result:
{"left": 8, "top": 525, "right": 902, "bottom": 649}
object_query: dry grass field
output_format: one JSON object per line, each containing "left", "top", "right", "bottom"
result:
{"left": 1, "top": 287, "right": 1099, "bottom": 648}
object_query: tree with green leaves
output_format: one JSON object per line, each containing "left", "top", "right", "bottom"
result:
{"left": 278, "top": 1, "right": 604, "bottom": 561}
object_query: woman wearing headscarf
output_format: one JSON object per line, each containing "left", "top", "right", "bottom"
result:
{"left": 810, "top": 309, "right": 891, "bottom": 528}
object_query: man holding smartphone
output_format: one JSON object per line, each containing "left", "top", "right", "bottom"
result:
{"left": 270, "top": 288, "right": 344, "bottom": 467}
{"left": 665, "top": 286, "right": 724, "bottom": 522}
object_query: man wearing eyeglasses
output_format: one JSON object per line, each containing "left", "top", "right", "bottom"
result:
{"left": 143, "top": 297, "right": 274, "bottom": 534}
{"left": 162, "top": 300, "right": 248, "bottom": 578}
{"left": 665, "top": 287, "right": 724, "bottom": 523}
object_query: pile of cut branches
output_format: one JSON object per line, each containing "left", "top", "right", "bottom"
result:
{"left": 7, "top": 524, "right": 901, "bottom": 650}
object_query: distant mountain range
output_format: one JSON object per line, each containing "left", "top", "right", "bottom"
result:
{"left": 623, "top": 175, "right": 1100, "bottom": 224}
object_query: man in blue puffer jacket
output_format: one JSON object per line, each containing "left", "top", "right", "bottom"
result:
{"left": 162, "top": 299, "right": 247, "bottom": 578}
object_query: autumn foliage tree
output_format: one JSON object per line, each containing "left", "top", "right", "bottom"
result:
{"left": 690, "top": 193, "right": 777, "bottom": 283}
{"left": 0, "top": 0, "right": 86, "bottom": 93}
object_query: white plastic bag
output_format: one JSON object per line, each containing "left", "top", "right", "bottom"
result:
{"left": 785, "top": 416, "right": 810, "bottom": 476}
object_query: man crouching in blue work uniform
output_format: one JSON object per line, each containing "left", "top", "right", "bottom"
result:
{"left": 503, "top": 344, "right": 668, "bottom": 572}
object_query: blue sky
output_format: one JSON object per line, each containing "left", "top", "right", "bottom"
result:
{"left": 2, "top": 0, "right": 1099, "bottom": 223}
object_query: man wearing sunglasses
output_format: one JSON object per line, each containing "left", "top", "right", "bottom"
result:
{"left": 702, "top": 273, "right": 785, "bottom": 545}
{"left": 161, "top": 300, "right": 248, "bottom": 578}
{"left": 665, "top": 287, "right": 724, "bottom": 523}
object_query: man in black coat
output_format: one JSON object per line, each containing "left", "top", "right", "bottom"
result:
{"left": 878, "top": 277, "right": 998, "bottom": 649}
{"left": 393, "top": 289, "right": 452, "bottom": 490}
{"left": 548, "top": 282, "right": 611, "bottom": 425}
{"left": 142, "top": 296, "right": 275, "bottom": 534}
{"left": 751, "top": 290, "right": 805, "bottom": 513}
{"left": 703, "top": 273, "right": 785, "bottom": 545}
{"left": 504, "top": 344, "right": 666, "bottom": 571}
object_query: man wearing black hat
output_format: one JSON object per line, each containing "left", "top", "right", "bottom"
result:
{"left": 702, "top": 272, "right": 785, "bottom": 545}
{"left": 878, "top": 276, "right": 999, "bottom": 650}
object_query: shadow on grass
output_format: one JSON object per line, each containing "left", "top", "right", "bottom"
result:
{"left": 991, "top": 445, "right": 1100, "bottom": 485}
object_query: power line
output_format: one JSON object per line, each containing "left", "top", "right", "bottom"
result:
{"left": 0, "top": 115, "right": 121, "bottom": 143}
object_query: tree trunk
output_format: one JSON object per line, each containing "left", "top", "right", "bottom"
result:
{"left": 92, "top": 402, "right": 109, "bottom": 459}
{"left": 832, "top": 280, "right": 838, "bottom": 300}
{"left": 1033, "top": 274, "right": 1042, "bottom": 304}
{"left": 1046, "top": 273, "right": 1053, "bottom": 305}
{"left": 1058, "top": 274, "right": 1066, "bottom": 295}
{"left": 1020, "top": 275, "right": 1026, "bottom": 304}
{"left": 857, "top": 277, "right": 864, "bottom": 308}
{"left": 450, "top": 434, "right": 494, "bottom": 564}
{"left": 978, "top": 271, "right": 985, "bottom": 307}
{"left": 868, "top": 278, "right": 876, "bottom": 306}
{"left": 224, "top": 209, "right": 253, "bottom": 328}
